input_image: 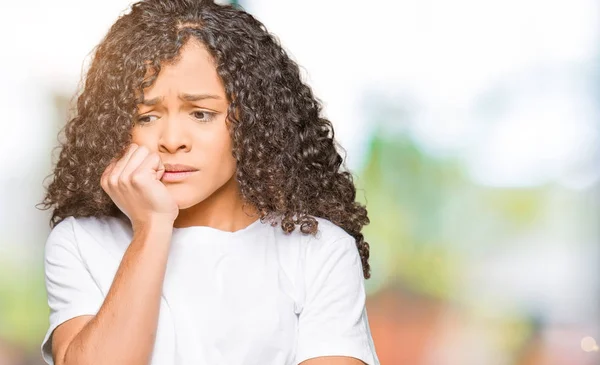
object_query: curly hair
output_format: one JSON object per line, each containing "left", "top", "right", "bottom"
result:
{"left": 38, "top": 0, "right": 371, "bottom": 279}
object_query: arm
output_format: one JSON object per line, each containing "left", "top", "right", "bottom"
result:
{"left": 51, "top": 220, "right": 172, "bottom": 365}
{"left": 300, "top": 356, "right": 366, "bottom": 365}
{"left": 46, "top": 144, "right": 179, "bottom": 365}
{"left": 295, "top": 235, "right": 379, "bottom": 365}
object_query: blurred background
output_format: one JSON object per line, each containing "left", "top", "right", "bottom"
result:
{"left": 1, "top": 0, "right": 599, "bottom": 364}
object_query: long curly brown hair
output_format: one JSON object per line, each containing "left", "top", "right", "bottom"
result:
{"left": 38, "top": 0, "right": 371, "bottom": 279}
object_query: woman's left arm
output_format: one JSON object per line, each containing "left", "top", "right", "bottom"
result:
{"left": 294, "top": 235, "right": 379, "bottom": 365}
{"left": 299, "top": 356, "right": 365, "bottom": 364}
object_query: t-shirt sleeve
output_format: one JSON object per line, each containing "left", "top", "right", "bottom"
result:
{"left": 295, "top": 235, "right": 380, "bottom": 365}
{"left": 40, "top": 217, "right": 104, "bottom": 365}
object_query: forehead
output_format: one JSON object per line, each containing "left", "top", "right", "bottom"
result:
{"left": 144, "top": 40, "right": 225, "bottom": 98}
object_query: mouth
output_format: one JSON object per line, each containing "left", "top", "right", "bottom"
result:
{"left": 161, "top": 170, "right": 198, "bottom": 183}
{"left": 161, "top": 163, "right": 199, "bottom": 183}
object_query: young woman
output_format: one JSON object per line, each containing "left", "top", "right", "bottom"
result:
{"left": 39, "top": 0, "right": 379, "bottom": 364}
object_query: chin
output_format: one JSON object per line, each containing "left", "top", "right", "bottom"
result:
{"left": 165, "top": 185, "right": 205, "bottom": 210}
{"left": 172, "top": 194, "right": 203, "bottom": 210}
{"left": 175, "top": 200, "right": 197, "bottom": 210}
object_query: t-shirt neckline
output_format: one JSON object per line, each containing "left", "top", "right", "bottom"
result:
{"left": 172, "top": 217, "right": 264, "bottom": 237}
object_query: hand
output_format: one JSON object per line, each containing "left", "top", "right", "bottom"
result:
{"left": 101, "top": 143, "right": 179, "bottom": 231}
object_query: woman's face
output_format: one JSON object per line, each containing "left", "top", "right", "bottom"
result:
{"left": 131, "top": 39, "right": 237, "bottom": 210}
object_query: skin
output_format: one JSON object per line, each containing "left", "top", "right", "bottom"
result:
{"left": 50, "top": 39, "right": 364, "bottom": 365}
{"left": 132, "top": 39, "right": 259, "bottom": 231}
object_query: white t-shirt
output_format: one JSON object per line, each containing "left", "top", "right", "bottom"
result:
{"left": 41, "top": 214, "right": 380, "bottom": 365}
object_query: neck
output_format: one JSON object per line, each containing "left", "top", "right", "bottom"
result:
{"left": 173, "top": 176, "right": 259, "bottom": 232}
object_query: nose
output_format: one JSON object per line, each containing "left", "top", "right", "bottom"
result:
{"left": 158, "top": 116, "right": 191, "bottom": 154}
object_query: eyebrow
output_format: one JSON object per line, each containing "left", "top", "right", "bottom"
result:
{"left": 140, "top": 93, "right": 223, "bottom": 106}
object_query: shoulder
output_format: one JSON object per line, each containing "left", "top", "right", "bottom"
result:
{"left": 310, "top": 216, "right": 355, "bottom": 246}
{"left": 73, "top": 215, "right": 131, "bottom": 240}
{"left": 45, "top": 215, "right": 131, "bottom": 256}
{"left": 49, "top": 215, "right": 128, "bottom": 239}
{"left": 267, "top": 216, "right": 358, "bottom": 268}
{"left": 268, "top": 215, "right": 352, "bottom": 246}
{"left": 304, "top": 216, "right": 359, "bottom": 262}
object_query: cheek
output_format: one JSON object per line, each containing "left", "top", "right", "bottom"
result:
{"left": 204, "top": 130, "right": 236, "bottom": 168}
{"left": 207, "top": 146, "right": 237, "bottom": 181}
{"left": 130, "top": 128, "right": 154, "bottom": 147}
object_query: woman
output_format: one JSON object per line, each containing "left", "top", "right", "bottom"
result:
{"left": 39, "top": 0, "right": 379, "bottom": 364}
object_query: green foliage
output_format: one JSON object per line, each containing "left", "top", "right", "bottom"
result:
{"left": 0, "top": 255, "right": 48, "bottom": 351}
{"left": 357, "top": 128, "right": 465, "bottom": 297}
{"left": 356, "top": 126, "right": 545, "bottom": 300}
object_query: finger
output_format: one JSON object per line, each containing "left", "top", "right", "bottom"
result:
{"left": 102, "top": 154, "right": 122, "bottom": 176}
{"left": 156, "top": 156, "right": 165, "bottom": 181}
{"left": 119, "top": 145, "right": 151, "bottom": 182}
{"left": 130, "top": 153, "right": 162, "bottom": 187}
{"left": 101, "top": 157, "right": 119, "bottom": 189}
{"left": 110, "top": 143, "right": 139, "bottom": 180}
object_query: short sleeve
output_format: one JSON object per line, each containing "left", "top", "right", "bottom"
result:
{"left": 295, "top": 235, "right": 380, "bottom": 365}
{"left": 40, "top": 217, "right": 104, "bottom": 365}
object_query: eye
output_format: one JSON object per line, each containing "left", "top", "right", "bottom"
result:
{"left": 191, "top": 111, "right": 215, "bottom": 122}
{"left": 136, "top": 114, "right": 158, "bottom": 125}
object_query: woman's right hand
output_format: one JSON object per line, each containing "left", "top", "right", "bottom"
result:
{"left": 101, "top": 143, "right": 179, "bottom": 231}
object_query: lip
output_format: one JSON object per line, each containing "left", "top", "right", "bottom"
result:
{"left": 161, "top": 163, "right": 199, "bottom": 183}
{"left": 161, "top": 170, "right": 198, "bottom": 183}
{"left": 163, "top": 163, "right": 199, "bottom": 173}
